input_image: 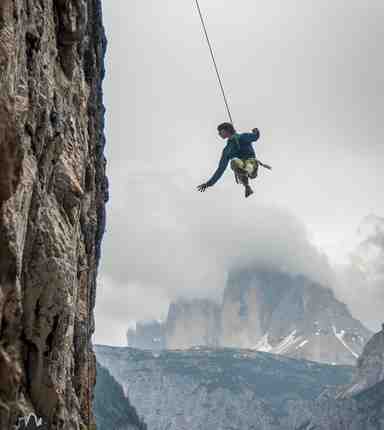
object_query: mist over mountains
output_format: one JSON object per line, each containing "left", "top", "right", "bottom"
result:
{"left": 128, "top": 268, "right": 371, "bottom": 365}
{"left": 98, "top": 208, "right": 383, "bottom": 346}
{"left": 125, "top": 217, "right": 384, "bottom": 366}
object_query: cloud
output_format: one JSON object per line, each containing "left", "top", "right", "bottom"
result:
{"left": 101, "top": 167, "right": 336, "bottom": 297}
{"left": 96, "top": 161, "right": 337, "bottom": 345}
{"left": 334, "top": 215, "right": 384, "bottom": 331}
{"left": 95, "top": 1, "right": 384, "bottom": 345}
{"left": 94, "top": 274, "right": 170, "bottom": 345}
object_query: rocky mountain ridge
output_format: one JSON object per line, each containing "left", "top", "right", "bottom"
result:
{"left": 97, "top": 326, "right": 384, "bottom": 430}
{"left": 95, "top": 344, "right": 354, "bottom": 430}
{"left": 304, "top": 325, "right": 384, "bottom": 429}
{"left": 128, "top": 269, "right": 371, "bottom": 365}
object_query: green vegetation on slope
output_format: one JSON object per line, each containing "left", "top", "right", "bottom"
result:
{"left": 93, "top": 361, "right": 147, "bottom": 430}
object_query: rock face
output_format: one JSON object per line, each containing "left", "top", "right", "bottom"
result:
{"left": 339, "top": 324, "right": 384, "bottom": 398}
{"left": 221, "top": 269, "right": 371, "bottom": 365}
{"left": 131, "top": 270, "right": 371, "bottom": 365}
{"left": 95, "top": 344, "right": 354, "bottom": 430}
{"left": 0, "top": 1, "right": 107, "bottom": 428}
{"left": 310, "top": 381, "right": 384, "bottom": 430}
{"left": 94, "top": 361, "right": 147, "bottom": 430}
{"left": 165, "top": 299, "right": 221, "bottom": 349}
{"left": 128, "top": 299, "right": 221, "bottom": 351}
{"left": 305, "top": 326, "right": 384, "bottom": 429}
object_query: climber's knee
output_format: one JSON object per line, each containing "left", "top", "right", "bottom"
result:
{"left": 245, "top": 159, "right": 259, "bottom": 178}
{"left": 230, "top": 158, "right": 244, "bottom": 171}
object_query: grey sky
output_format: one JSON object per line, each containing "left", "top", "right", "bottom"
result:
{"left": 94, "top": 1, "right": 384, "bottom": 346}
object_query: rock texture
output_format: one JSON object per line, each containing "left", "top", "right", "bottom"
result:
{"left": 128, "top": 299, "right": 221, "bottom": 351}
{"left": 221, "top": 269, "right": 371, "bottom": 365}
{"left": 0, "top": 0, "right": 108, "bottom": 428}
{"left": 304, "top": 326, "right": 384, "bottom": 429}
{"left": 342, "top": 324, "right": 384, "bottom": 398}
{"left": 95, "top": 344, "right": 354, "bottom": 430}
{"left": 165, "top": 299, "right": 221, "bottom": 349}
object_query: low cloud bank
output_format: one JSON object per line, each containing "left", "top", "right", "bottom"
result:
{"left": 96, "top": 164, "right": 383, "bottom": 345}
{"left": 96, "top": 169, "right": 339, "bottom": 344}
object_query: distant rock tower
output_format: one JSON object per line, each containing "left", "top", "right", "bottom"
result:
{"left": 127, "top": 320, "right": 166, "bottom": 350}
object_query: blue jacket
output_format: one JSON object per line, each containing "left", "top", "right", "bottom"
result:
{"left": 206, "top": 130, "right": 260, "bottom": 186}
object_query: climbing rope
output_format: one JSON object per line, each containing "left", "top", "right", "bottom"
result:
{"left": 193, "top": 0, "right": 234, "bottom": 125}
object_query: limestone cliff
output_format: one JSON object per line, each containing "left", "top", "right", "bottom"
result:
{"left": 130, "top": 270, "right": 371, "bottom": 365}
{"left": 165, "top": 299, "right": 221, "bottom": 349}
{"left": 0, "top": 0, "right": 107, "bottom": 429}
{"left": 221, "top": 269, "right": 371, "bottom": 365}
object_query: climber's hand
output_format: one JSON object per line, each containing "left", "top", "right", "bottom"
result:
{"left": 197, "top": 182, "right": 210, "bottom": 192}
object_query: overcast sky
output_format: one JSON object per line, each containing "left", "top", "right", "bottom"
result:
{"left": 94, "top": 0, "right": 384, "bottom": 346}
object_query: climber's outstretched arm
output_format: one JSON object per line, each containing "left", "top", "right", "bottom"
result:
{"left": 197, "top": 147, "right": 231, "bottom": 192}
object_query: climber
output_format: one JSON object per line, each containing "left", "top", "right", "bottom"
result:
{"left": 197, "top": 123, "right": 271, "bottom": 198}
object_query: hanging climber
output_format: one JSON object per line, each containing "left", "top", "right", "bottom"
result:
{"left": 197, "top": 123, "right": 271, "bottom": 198}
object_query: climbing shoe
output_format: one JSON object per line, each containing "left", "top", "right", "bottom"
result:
{"left": 245, "top": 185, "right": 254, "bottom": 198}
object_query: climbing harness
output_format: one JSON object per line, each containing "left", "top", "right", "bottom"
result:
{"left": 232, "top": 134, "right": 272, "bottom": 184}
{"left": 193, "top": 0, "right": 234, "bottom": 125}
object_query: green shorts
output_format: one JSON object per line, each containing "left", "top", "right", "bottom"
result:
{"left": 230, "top": 158, "right": 259, "bottom": 180}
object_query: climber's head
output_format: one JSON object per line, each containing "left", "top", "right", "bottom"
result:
{"left": 217, "top": 122, "right": 235, "bottom": 139}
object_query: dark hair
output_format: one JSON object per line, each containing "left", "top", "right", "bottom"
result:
{"left": 217, "top": 122, "right": 235, "bottom": 134}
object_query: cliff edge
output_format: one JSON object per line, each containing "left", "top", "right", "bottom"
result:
{"left": 0, "top": 0, "right": 107, "bottom": 428}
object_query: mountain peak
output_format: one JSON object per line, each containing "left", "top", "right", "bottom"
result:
{"left": 221, "top": 269, "right": 371, "bottom": 365}
{"left": 129, "top": 269, "right": 371, "bottom": 365}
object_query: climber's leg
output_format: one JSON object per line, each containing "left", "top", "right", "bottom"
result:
{"left": 243, "top": 159, "right": 257, "bottom": 198}
{"left": 230, "top": 158, "right": 245, "bottom": 173}
{"left": 245, "top": 159, "right": 259, "bottom": 179}
{"left": 230, "top": 158, "right": 247, "bottom": 185}
{"left": 230, "top": 158, "right": 254, "bottom": 198}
